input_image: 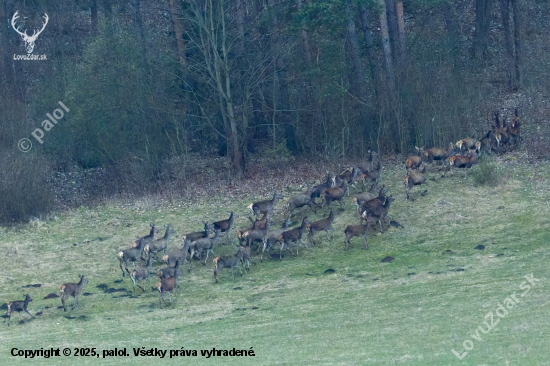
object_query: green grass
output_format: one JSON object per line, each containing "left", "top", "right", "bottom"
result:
{"left": 0, "top": 159, "right": 549, "bottom": 365}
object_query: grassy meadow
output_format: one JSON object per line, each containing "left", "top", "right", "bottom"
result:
{"left": 0, "top": 155, "right": 549, "bottom": 365}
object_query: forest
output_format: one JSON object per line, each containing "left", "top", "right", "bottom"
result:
{"left": 0, "top": 0, "right": 548, "bottom": 221}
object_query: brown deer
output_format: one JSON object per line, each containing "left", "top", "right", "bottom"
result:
{"left": 242, "top": 222, "right": 269, "bottom": 250}
{"left": 213, "top": 247, "right": 248, "bottom": 283}
{"left": 130, "top": 224, "right": 159, "bottom": 249}
{"left": 310, "top": 173, "right": 333, "bottom": 204}
{"left": 182, "top": 222, "right": 214, "bottom": 246}
{"left": 236, "top": 212, "right": 271, "bottom": 245}
{"left": 157, "top": 259, "right": 182, "bottom": 280}
{"left": 355, "top": 187, "right": 387, "bottom": 222}
{"left": 352, "top": 183, "right": 380, "bottom": 206}
{"left": 455, "top": 138, "right": 478, "bottom": 155}
{"left": 404, "top": 168, "right": 428, "bottom": 200}
{"left": 507, "top": 108, "right": 521, "bottom": 145}
{"left": 360, "top": 161, "right": 381, "bottom": 186}
{"left": 189, "top": 229, "right": 222, "bottom": 269}
{"left": 449, "top": 149, "right": 477, "bottom": 177}
{"left": 424, "top": 143, "right": 455, "bottom": 165}
{"left": 130, "top": 254, "right": 154, "bottom": 294}
{"left": 285, "top": 185, "right": 316, "bottom": 220}
{"left": 405, "top": 146, "right": 424, "bottom": 171}
{"left": 4, "top": 294, "right": 33, "bottom": 326}
{"left": 333, "top": 167, "right": 360, "bottom": 195}
{"left": 344, "top": 215, "right": 374, "bottom": 250}
{"left": 278, "top": 216, "right": 310, "bottom": 259}
{"left": 249, "top": 193, "right": 284, "bottom": 219}
{"left": 155, "top": 261, "right": 179, "bottom": 308}
{"left": 212, "top": 212, "right": 238, "bottom": 245}
{"left": 144, "top": 225, "right": 175, "bottom": 259}
{"left": 493, "top": 112, "right": 509, "bottom": 154}
{"left": 59, "top": 275, "right": 89, "bottom": 312}
{"left": 118, "top": 237, "right": 147, "bottom": 277}
{"left": 260, "top": 222, "right": 288, "bottom": 262}
{"left": 361, "top": 196, "right": 395, "bottom": 232}
{"left": 321, "top": 180, "right": 347, "bottom": 208}
{"left": 307, "top": 210, "right": 335, "bottom": 245}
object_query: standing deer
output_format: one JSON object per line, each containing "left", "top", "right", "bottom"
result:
{"left": 307, "top": 210, "right": 335, "bottom": 245}
{"left": 212, "top": 212, "right": 238, "bottom": 245}
{"left": 130, "top": 254, "right": 154, "bottom": 294}
{"left": 213, "top": 247, "right": 248, "bottom": 283}
{"left": 155, "top": 261, "right": 179, "bottom": 308}
{"left": 4, "top": 294, "right": 33, "bottom": 326}
{"left": 278, "top": 216, "right": 310, "bottom": 259}
{"left": 144, "top": 225, "right": 175, "bottom": 259}
{"left": 130, "top": 223, "right": 159, "bottom": 249}
{"left": 59, "top": 275, "right": 89, "bottom": 312}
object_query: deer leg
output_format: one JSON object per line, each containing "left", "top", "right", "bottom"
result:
{"left": 62, "top": 296, "right": 67, "bottom": 312}
{"left": 363, "top": 234, "right": 368, "bottom": 249}
{"left": 280, "top": 243, "right": 284, "bottom": 260}
{"left": 119, "top": 259, "right": 126, "bottom": 277}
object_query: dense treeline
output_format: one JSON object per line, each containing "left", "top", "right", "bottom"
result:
{"left": 0, "top": 0, "right": 548, "bottom": 222}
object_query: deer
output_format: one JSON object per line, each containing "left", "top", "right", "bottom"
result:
{"left": 404, "top": 168, "right": 428, "bottom": 200}
{"left": 162, "top": 247, "right": 188, "bottom": 268}
{"left": 11, "top": 11, "right": 48, "bottom": 54}
{"left": 310, "top": 173, "right": 333, "bottom": 204}
{"left": 356, "top": 150, "right": 379, "bottom": 176}
{"left": 118, "top": 237, "right": 147, "bottom": 277}
{"left": 212, "top": 212, "right": 238, "bottom": 245}
{"left": 189, "top": 229, "right": 222, "bottom": 269}
{"left": 4, "top": 294, "right": 33, "bottom": 326}
{"left": 158, "top": 259, "right": 182, "bottom": 280}
{"left": 507, "top": 108, "right": 521, "bottom": 145}
{"left": 242, "top": 222, "right": 269, "bottom": 251}
{"left": 321, "top": 180, "right": 347, "bottom": 208}
{"left": 130, "top": 254, "right": 154, "bottom": 294}
{"left": 182, "top": 222, "right": 214, "bottom": 246}
{"left": 59, "top": 275, "right": 89, "bottom": 312}
{"left": 424, "top": 143, "right": 455, "bottom": 166}
{"left": 355, "top": 187, "right": 387, "bottom": 222}
{"left": 361, "top": 196, "right": 395, "bottom": 232}
{"left": 307, "top": 210, "right": 335, "bottom": 245}
{"left": 213, "top": 247, "right": 248, "bottom": 283}
{"left": 352, "top": 183, "right": 380, "bottom": 206}
{"left": 130, "top": 223, "right": 159, "bottom": 249}
{"left": 260, "top": 222, "right": 288, "bottom": 262}
{"left": 239, "top": 246, "right": 252, "bottom": 272}
{"left": 285, "top": 185, "right": 316, "bottom": 221}
{"left": 455, "top": 138, "right": 478, "bottom": 155}
{"left": 493, "top": 112, "right": 509, "bottom": 154}
{"left": 248, "top": 193, "right": 284, "bottom": 220}
{"left": 405, "top": 146, "right": 424, "bottom": 171}
{"left": 236, "top": 212, "right": 271, "bottom": 245}
{"left": 278, "top": 216, "right": 310, "bottom": 259}
{"left": 344, "top": 215, "right": 374, "bottom": 250}
{"left": 360, "top": 161, "right": 381, "bottom": 187}
{"left": 155, "top": 261, "right": 179, "bottom": 308}
{"left": 144, "top": 225, "right": 175, "bottom": 259}
{"left": 449, "top": 149, "right": 477, "bottom": 177}
{"left": 333, "top": 167, "right": 360, "bottom": 196}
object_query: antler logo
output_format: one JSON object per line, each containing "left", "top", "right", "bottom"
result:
{"left": 11, "top": 11, "right": 49, "bottom": 54}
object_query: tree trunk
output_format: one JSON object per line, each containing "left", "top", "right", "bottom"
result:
{"left": 169, "top": 0, "right": 187, "bottom": 68}
{"left": 499, "top": 0, "right": 516, "bottom": 89}
{"left": 395, "top": 1, "right": 406, "bottom": 61}
{"left": 358, "top": 4, "right": 381, "bottom": 98}
{"left": 346, "top": 2, "right": 372, "bottom": 144}
{"left": 385, "top": 0, "right": 400, "bottom": 63}
{"left": 90, "top": 0, "right": 98, "bottom": 34}
{"left": 510, "top": 0, "right": 524, "bottom": 88}
{"left": 474, "top": 0, "right": 493, "bottom": 61}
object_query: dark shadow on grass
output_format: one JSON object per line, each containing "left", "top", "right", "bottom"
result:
{"left": 64, "top": 315, "right": 89, "bottom": 321}
{"left": 44, "top": 293, "right": 59, "bottom": 299}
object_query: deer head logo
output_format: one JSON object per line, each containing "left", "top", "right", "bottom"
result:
{"left": 11, "top": 11, "right": 49, "bottom": 54}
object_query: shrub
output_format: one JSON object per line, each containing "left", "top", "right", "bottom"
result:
{"left": 470, "top": 156, "right": 502, "bottom": 186}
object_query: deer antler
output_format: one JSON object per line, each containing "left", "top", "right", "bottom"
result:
{"left": 11, "top": 11, "right": 27, "bottom": 38}
{"left": 27, "top": 13, "right": 49, "bottom": 42}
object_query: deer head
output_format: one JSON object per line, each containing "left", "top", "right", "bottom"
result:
{"left": 11, "top": 11, "right": 49, "bottom": 54}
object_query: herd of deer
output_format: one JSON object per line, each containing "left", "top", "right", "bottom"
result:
{"left": 4, "top": 109, "right": 521, "bottom": 322}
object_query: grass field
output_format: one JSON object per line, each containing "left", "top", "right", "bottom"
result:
{"left": 0, "top": 156, "right": 549, "bottom": 365}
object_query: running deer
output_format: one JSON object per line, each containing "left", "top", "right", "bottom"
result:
{"left": 405, "top": 147, "right": 424, "bottom": 171}
{"left": 344, "top": 215, "right": 374, "bottom": 250}
{"left": 321, "top": 180, "right": 347, "bottom": 208}
{"left": 158, "top": 259, "right": 182, "bottom": 280}
{"left": 155, "top": 260, "right": 179, "bottom": 308}
{"left": 361, "top": 196, "right": 395, "bottom": 232}
{"left": 4, "top": 294, "right": 33, "bottom": 326}
{"left": 333, "top": 167, "right": 360, "bottom": 195}
{"left": 130, "top": 254, "right": 154, "bottom": 294}
{"left": 260, "top": 222, "right": 288, "bottom": 262}
{"left": 236, "top": 212, "right": 271, "bottom": 245}
{"left": 213, "top": 247, "right": 248, "bottom": 283}
{"left": 352, "top": 183, "right": 380, "bottom": 206}
{"left": 242, "top": 222, "right": 269, "bottom": 250}
{"left": 404, "top": 168, "right": 428, "bottom": 200}
{"left": 182, "top": 222, "right": 214, "bottom": 245}
{"left": 307, "top": 210, "right": 335, "bottom": 245}
{"left": 130, "top": 223, "right": 158, "bottom": 248}
{"left": 360, "top": 161, "right": 381, "bottom": 187}
{"left": 285, "top": 186, "right": 316, "bottom": 220}
{"left": 59, "top": 275, "right": 89, "bottom": 312}
{"left": 249, "top": 193, "right": 284, "bottom": 219}
{"left": 144, "top": 225, "right": 175, "bottom": 259}
{"left": 424, "top": 143, "right": 455, "bottom": 165}
{"left": 310, "top": 173, "right": 332, "bottom": 204}
{"left": 449, "top": 149, "right": 477, "bottom": 177}
{"left": 189, "top": 229, "right": 221, "bottom": 269}
{"left": 278, "top": 216, "right": 310, "bottom": 259}
{"left": 118, "top": 237, "right": 147, "bottom": 277}
{"left": 212, "top": 212, "right": 238, "bottom": 245}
